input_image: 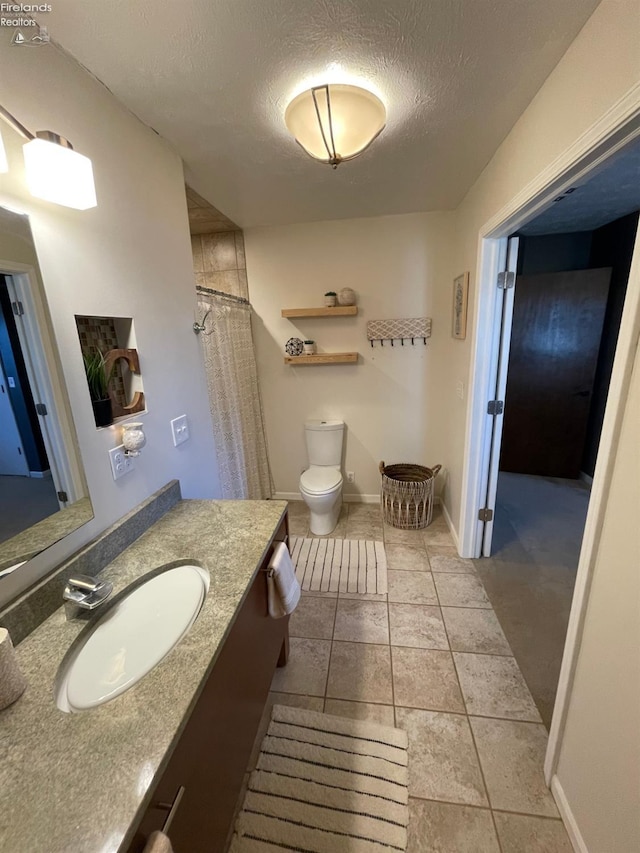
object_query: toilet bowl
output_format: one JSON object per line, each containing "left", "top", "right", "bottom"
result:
{"left": 299, "top": 420, "right": 345, "bottom": 536}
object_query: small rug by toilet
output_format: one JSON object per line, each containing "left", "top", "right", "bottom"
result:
{"left": 230, "top": 704, "right": 409, "bottom": 852}
{"left": 289, "top": 537, "right": 387, "bottom": 595}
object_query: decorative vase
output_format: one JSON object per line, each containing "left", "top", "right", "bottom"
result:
{"left": 324, "top": 294, "right": 337, "bottom": 307}
{"left": 122, "top": 422, "right": 146, "bottom": 456}
{"left": 303, "top": 341, "right": 316, "bottom": 354}
{"left": 337, "top": 287, "right": 356, "bottom": 306}
{"left": 92, "top": 397, "right": 113, "bottom": 428}
{"left": 285, "top": 338, "right": 304, "bottom": 356}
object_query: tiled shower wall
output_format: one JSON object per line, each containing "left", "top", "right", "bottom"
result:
{"left": 191, "top": 231, "right": 249, "bottom": 301}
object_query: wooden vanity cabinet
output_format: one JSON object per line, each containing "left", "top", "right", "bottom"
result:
{"left": 125, "top": 514, "right": 289, "bottom": 853}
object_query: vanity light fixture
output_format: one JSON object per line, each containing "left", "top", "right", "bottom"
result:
{"left": 121, "top": 422, "right": 146, "bottom": 457}
{"left": 284, "top": 83, "right": 386, "bottom": 169}
{"left": 0, "top": 105, "right": 97, "bottom": 209}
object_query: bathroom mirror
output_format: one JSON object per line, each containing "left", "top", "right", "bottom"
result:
{"left": 0, "top": 205, "right": 93, "bottom": 578}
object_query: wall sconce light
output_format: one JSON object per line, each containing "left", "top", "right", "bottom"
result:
{"left": 121, "top": 422, "right": 146, "bottom": 457}
{"left": 0, "top": 106, "right": 97, "bottom": 209}
{"left": 284, "top": 83, "right": 386, "bottom": 169}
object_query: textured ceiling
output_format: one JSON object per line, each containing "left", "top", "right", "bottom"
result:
{"left": 520, "top": 137, "right": 640, "bottom": 235}
{"left": 46, "top": 0, "right": 600, "bottom": 227}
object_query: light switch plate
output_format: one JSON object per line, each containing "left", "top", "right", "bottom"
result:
{"left": 171, "top": 414, "right": 190, "bottom": 447}
{"left": 109, "top": 445, "right": 134, "bottom": 480}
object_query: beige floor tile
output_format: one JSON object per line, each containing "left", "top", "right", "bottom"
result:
{"left": 454, "top": 653, "right": 542, "bottom": 721}
{"left": 392, "top": 648, "right": 464, "bottom": 712}
{"left": 389, "top": 603, "right": 449, "bottom": 649}
{"left": 334, "top": 598, "right": 390, "bottom": 644}
{"left": 388, "top": 570, "right": 438, "bottom": 604}
{"left": 326, "top": 641, "right": 393, "bottom": 703}
{"left": 300, "top": 589, "right": 338, "bottom": 599}
{"left": 434, "top": 574, "right": 492, "bottom": 608}
{"left": 347, "top": 502, "right": 382, "bottom": 521}
{"left": 288, "top": 595, "right": 337, "bottom": 639}
{"left": 386, "top": 543, "right": 430, "bottom": 571}
{"left": 430, "top": 553, "right": 477, "bottom": 574}
{"left": 270, "top": 637, "right": 331, "bottom": 697}
{"left": 248, "top": 692, "right": 324, "bottom": 770}
{"left": 493, "top": 813, "right": 573, "bottom": 852}
{"left": 423, "top": 528, "right": 455, "bottom": 547}
{"left": 286, "top": 500, "right": 308, "bottom": 518}
{"left": 396, "top": 707, "right": 488, "bottom": 806}
{"left": 470, "top": 717, "right": 559, "bottom": 817}
{"left": 324, "top": 698, "right": 395, "bottom": 726}
{"left": 442, "top": 607, "right": 512, "bottom": 655}
{"left": 288, "top": 517, "right": 309, "bottom": 536}
{"left": 408, "top": 799, "right": 500, "bottom": 853}
{"left": 384, "top": 524, "right": 427, "bottom": 546}
{"left": 425, "top": 544, "right": 459, "bottom": 559}
{"left": 345, "top": 519, "right": 383, "bottom": 540}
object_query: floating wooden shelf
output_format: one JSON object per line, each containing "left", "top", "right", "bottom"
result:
{"left": 284, "top": 352, "right": 358, "bottom": 366}
{"left": 281, "top": 306, "right": 358, "bottom": 318}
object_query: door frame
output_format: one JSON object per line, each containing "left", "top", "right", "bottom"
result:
{"left": 458, "top": 86, "right": 640, "bottom": 783}
{"left": 0, "top": 260, "right": 85, "bottom": 504}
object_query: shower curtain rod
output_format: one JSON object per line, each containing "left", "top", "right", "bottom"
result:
{"left": 196, "top": 284, "right": 250, "bottom": 306}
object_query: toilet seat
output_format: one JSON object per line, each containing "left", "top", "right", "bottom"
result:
{"left": 300, "top": 467, "right": 342, "bottom": 495}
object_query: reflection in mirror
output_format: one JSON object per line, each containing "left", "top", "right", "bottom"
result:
{"left": 0, "top": 206, "right": 93, "bottom": 578}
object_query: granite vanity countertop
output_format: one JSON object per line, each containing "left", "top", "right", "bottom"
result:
{"left": 0, "top": 499, "right": 287, "bottom": 853}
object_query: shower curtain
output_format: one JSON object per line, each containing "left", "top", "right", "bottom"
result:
{"left": 197, "top": 292, "right": 273, "bottom": 499}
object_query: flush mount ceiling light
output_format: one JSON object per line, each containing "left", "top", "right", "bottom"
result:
{"left": 0, "top": 106, "right": 97, "bottom": 209}
{"left": 285, "top": 83, "right": 386, "bottom": 169}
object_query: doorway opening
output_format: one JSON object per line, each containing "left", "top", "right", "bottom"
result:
{"left": 460, "top": 113, "right": 640, "bottom": 779}
{"left": 479, "top": 204, "right": 638, "bottom": 726}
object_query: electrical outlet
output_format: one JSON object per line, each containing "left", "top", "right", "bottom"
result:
{"left": 109, "top": 445, "right": 134, "bottom": 480}
{"left": 171, "top": 414, "right": 190, "bottom": 447}
{"left": 346, "top": 471, "right": 355, "bottom": 484}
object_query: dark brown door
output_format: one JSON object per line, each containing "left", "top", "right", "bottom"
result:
{"left": 500, "top": 268, "right": 611, "bottom": 478}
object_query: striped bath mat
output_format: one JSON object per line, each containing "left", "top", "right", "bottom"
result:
{"left": 290, "top": 537, "right": 388, "bottom": 595}
{"left": 230, "top": 704, "right": 409, "bottom": 852}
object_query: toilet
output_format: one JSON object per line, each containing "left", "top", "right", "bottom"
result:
{"left": 299, "top": 420, "right": 344, "bottom": 535}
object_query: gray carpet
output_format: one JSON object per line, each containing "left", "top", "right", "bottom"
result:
{"left": 231, "top": 704, "right": 409, "bottom": 852}
{"left": 475, "top": 472, "right": 590, "bottom": 727}
{"left": 0, "top": 475, "right": 59, "bottom": 542}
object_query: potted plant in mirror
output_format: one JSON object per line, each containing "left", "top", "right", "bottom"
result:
{"left": 83, "top": 349, "right": 114, "bottom": 428}
{"left": 324, "top": 291, "right": 337, "bottom": 307}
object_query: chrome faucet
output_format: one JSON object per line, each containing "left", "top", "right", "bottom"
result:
{"left": 63, "top": 574, "right": 113, "bottom": 618}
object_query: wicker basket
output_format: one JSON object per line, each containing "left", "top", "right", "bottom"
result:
{"left": 379, "top": 461, "right": 442, "bottom": 530}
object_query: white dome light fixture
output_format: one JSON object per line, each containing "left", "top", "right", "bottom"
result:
{"left": 285, "top": 83, "right": 386, "bottom": 169}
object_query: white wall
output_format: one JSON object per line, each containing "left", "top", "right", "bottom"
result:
{"left": 0, "top": 43, "right": 220, "bottom": 605}
{"left": 554, "top": 335, "right": 640, "bottom": 853}
{"left": 245, "top": 213, "right": 454, "bottom": 500}
{"left": 443, "top": 0, "right": 640, "bottom": 531}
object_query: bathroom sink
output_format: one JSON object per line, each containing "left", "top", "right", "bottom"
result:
{"left": 56, "top": 563, "right": 209, "bottom": 712}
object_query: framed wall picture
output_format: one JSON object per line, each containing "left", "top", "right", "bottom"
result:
{"left": 452, "top": 272, "right": 470, "bottom": 340}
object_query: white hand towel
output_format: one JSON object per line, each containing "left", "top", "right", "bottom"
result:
{"left": 267, "top": 542, "right": 301, "bottom": 618}
{"left": 143, "top": 830, "right": 174, "bottom": 853}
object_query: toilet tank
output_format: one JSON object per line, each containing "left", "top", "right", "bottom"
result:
{"left": 304, "top": 420, "right": 344, "bottom": 467}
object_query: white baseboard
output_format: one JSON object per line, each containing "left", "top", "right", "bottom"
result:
{"left": 273, "top": 491, "right": 381, "bottom": 504}
{"left": 551, "top": 775, "right": 588, "bottom": 853}
{"left": 29, "top": 469, "right": 52, "bottom": 479}
{"left": 440, "top": 500, "right": 460, "bottom": 551}
{"left": 579, "top": 471, "right": 593, "bottom": 486}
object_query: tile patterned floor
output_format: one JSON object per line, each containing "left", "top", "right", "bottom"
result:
{"left": 264, "top": 501, "right": 573, "bottom": 852}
